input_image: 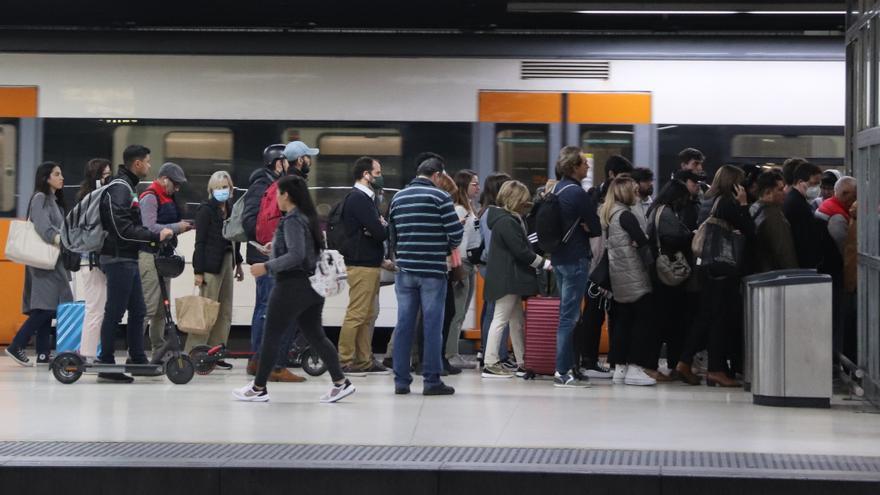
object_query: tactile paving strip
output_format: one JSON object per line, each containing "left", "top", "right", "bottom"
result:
{"left": 0, "top": 442, "right": 878, "bottom": 480}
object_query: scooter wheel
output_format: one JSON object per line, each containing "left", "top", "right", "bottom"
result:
{"left": 189, "top": 345, "right": 216, "bottom": 375}
{"left": 165, "top": 355, "right": 195, "bottom": 385}
{"left": 301, "top": 349, "right": 327, "bottom": 377}
{"left": 52, "top": 352, "right": 84, "bottom": 384}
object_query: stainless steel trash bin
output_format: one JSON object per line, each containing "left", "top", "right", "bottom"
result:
{"left": 742, "top": 269, "right": 816, "bottom": 391}
{"left": 744, "top": 270, "right": 832, "bottom": 408}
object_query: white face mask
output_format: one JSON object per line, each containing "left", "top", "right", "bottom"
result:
{"left": 581, "top": 177, "right": 592, "bottom": 192}
{"left": 805, "top": 185, "right": 821, "bottom": 201}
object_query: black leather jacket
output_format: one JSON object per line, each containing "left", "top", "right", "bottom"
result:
{"left": 99, "top": 167, "right": 160, "bottom": 260}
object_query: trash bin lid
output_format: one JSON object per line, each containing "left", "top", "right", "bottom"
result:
{"left": 745, "top": 269, "right": 830, "bottom": 288}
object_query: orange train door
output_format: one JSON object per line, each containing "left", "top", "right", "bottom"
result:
{"left": 468, "top": 90, "right": 652, "bottom": 354}
{"left": 0, "top": 87, "right": 38, "bottom": 344}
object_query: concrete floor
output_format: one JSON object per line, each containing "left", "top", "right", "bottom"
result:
{"left": 0, "top": 354, "right": 877, "bottom": 457}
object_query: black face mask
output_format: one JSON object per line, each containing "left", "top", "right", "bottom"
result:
{"left": 301, "top": 164, "right": 310, "bottom": 177}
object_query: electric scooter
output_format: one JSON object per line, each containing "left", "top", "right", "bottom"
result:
{"left": 189, "top": 331, "right": 327, "bottom": 376}
{"left": 50, "top": 249, "right": 195, "bottom": 385}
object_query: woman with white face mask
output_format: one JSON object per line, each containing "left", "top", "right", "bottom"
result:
{"left": 185, "top": 171, "right": 244, "bottom": 362}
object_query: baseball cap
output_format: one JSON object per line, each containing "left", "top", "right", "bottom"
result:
{"left": 283, "top": 141, "right": 320, "bottom": 161}
{"left": 157, "top": 162, "right": 187, "bottom": 184}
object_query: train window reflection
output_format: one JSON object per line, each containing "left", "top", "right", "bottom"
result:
{"left": 282, "top": 128, "right": 402, "bottom": 221}
{"left": 164, "top": 131, "right": 233, "bottom": 209}
{"left": 0, "top": 125, "right": 16, "bottom": 214}
{"left": 581, "top": 125, "right": 634, "bottom": 187}
{"left": 731, "top": 134, "right": 845, "bottom": 160}
{"left": 496, "top": 127, "right": 548, "bottom": 193}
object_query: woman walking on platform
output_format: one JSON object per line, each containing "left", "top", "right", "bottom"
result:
{"left": 233, "top": 175, "right": 354, "bottom": 403}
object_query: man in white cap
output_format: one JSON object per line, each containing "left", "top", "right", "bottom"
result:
{"left": 283, "top": 141, "right": 319, "bottom": 181}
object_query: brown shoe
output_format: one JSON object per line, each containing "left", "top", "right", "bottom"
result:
{"left": 246, "top": 360, "right": 257, "bottom": 376}
{"left": 269, "top": 368, "right": 307, "bottom": 383}
{"left": 674, "top": 362, "right": 702, "bottom": 386}
{"left": 645, "top": 369, "right": 673, "bottom": 383}
{"left": 706, "top": 371, "right": 741, "bottom": 388}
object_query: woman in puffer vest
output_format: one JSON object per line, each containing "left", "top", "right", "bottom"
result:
{"left": 600, "top": 177, "right": 657, "bottom": 386}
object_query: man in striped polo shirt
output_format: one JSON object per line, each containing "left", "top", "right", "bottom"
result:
{"left": 389, "top": 155, "right": 464, "bottom": 396}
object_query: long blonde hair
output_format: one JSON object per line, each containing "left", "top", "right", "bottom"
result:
{"left": 706, "top": 165, "right": 745, "bottom": 200}
{"left": 599, "top": 177, "right": 637, "bottom": 228}
{"left": 496, "top": 180, "right": 531, "bottom": 215}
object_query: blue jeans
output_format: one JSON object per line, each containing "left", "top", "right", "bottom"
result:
{"left": 554, "top": 259, "right": 590, "bottom": 374}
{"left": 11, "top": 309, "right": 55, "bottom": 358}
{"left": 250, "top": 274, "right": 293, "bottom": 367}
{"left": 393, "top": 272, "right": 447, "bottom": 389}
{"left": 99, "top": 261, "right": 147, "bottom": 364}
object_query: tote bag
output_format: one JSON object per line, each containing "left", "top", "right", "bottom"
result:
{"left": 4, "top": 219, "right": 60, "bottom": 270}
{"left": 174, "top": 291, "right": 220, "bottom": 335}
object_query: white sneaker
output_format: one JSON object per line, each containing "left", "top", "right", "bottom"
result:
{"left": 612, "top": 365, "right": 627, "bottom": 384}
{"left": 232, "top": 381, "right": 270, "bottom": 402}
{"left": 320, "top": 379, "right": 356, "bottom": 403}
{"left": 624, "top": 365, "right": 657, "bottom": 386}
{"left": 448, "top": 354, "right": 477, "bottom": 369}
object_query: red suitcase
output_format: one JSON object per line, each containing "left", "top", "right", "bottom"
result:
{"left": 523, "top": 296, "right": 560, "bottom": 377}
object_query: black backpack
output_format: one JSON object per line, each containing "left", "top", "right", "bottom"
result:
{"left": 533, "top": 183, "right": 579, "bottom": 255}
{"left": 325, "top": 193, "right": 352, "bottom": 255}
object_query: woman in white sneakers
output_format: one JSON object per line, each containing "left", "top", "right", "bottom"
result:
{"left": 481, "top": 180, "right": 551, "bottom": 378}
{"left": 232, "top": 175, "right": 354, "bottom": 403}
{"left": 600, "top": 177, "right": 657, "bottom": 386}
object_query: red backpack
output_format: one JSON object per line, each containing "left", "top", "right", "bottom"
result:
{"left": 255, "top": 181, "right": 282, "bottom": 244}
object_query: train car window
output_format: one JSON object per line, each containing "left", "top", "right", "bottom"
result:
{"left": 496, "top": 127, "right": 548, "bottom": 193}
{"left": 580, "top": 125, "right": 634, "bottom": 187}
{"left": 164, "top": 131, "right": 233, "bottom": 208}
{"left": 730, "top": 135, "right": 845, "bottom": 160}
{"left": 0, "top": 124, "right": 16, "bottom": 215}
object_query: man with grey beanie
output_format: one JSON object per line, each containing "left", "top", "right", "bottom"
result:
{"left": 139, "top": 161, "right": 193, "bottom": 357}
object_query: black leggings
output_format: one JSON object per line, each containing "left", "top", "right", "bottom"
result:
{"left": 608, "top": 294, "right": 655, "bottom": 368}
{"left": 650, "top": 282, "right": 688, "bottom": 370}
{"left": 680, "top": 272, "right": 742, "bottom": 373}
{"left": 255, "top": 276, "right": 344, "bottom": 387}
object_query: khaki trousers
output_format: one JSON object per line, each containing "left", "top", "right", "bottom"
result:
{"left": 337, "top": 265, "right": 381, "bottom": 369}
{"left": 184, "top": 253, "right": 234, "bottom": 352}
{"left": 139, "top": 251, "right": 170, "bottom": 353}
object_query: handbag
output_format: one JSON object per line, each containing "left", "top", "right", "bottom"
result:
{"left": 61, "top": 247, "right": 82, "bottom": 272}
{"left": 174, "top": 289, "right": 221, "bottom": 335}
{"left": 653, "top": 205, "right": 691, "bottom": 286}
{"left": 4, "top": 218, "right": 61, "bottom": 270}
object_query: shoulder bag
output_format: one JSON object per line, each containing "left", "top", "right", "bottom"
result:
{"left": 654, "top": 205, "right": 691, "bottom": 286}
{"left": 4, "top": 198, "right": 61, "bottom": 270}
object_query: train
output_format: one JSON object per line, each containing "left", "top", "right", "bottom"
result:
{"left": 0, "top": 44, "right": 846, "bottom": 334}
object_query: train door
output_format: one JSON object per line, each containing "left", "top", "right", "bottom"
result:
{"left": 472, "top": 90, "right": 652, "bottom": 345}
{"left": 0, "top": 124, "right": 16, "bottom": 213}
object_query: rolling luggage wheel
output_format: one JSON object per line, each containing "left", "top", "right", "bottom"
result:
{"left": 522, "top": 370, "right": 536, "bottom": 380}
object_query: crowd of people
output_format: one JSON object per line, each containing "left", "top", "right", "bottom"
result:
{"left": 3, "top": 140, "right": 856, "bottom": 402}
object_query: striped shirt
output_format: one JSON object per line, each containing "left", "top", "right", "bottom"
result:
{"left": 390, "top": 177, "right": 463, "bottom": 278}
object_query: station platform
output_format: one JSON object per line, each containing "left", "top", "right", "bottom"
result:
{"left": 0, "top": 354, "right": 878, "bottom": 494}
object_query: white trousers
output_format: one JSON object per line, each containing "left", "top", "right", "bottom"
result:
{"left": 484, "top": 294, "right": 524, "bottom": 366}
{"left": 80, "top": 267, "right": 107, "bottom": 359}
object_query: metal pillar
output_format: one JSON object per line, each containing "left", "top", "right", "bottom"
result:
{"left": 16, "top": 118, "right": 42, "bottom": 218}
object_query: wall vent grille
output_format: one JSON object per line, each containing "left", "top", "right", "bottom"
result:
{"left": 521, "top": 60, "right": 610, "bottom": 80}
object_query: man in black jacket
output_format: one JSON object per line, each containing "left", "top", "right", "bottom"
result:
{"left": 97, "top": 144, "right": 173, "bottom": 382}
{"left": 783, "top": 161, "right": 823, "bottom": 268}
{"left": 337, "top": 157, "right": 390, "bottom": 375}
{"left": 241, "top": 144, "right": 304, "bottom": 382}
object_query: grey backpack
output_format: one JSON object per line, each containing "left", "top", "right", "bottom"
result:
{"left": 62, "top": 179, "right": 132, "bottom": 254}
{"left": 222, "top": 189, "right": 248, "bottom": 242}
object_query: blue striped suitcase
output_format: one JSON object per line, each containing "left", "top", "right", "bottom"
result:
{"left": 56, "top": 301, "right": 86, "bottom": 353}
